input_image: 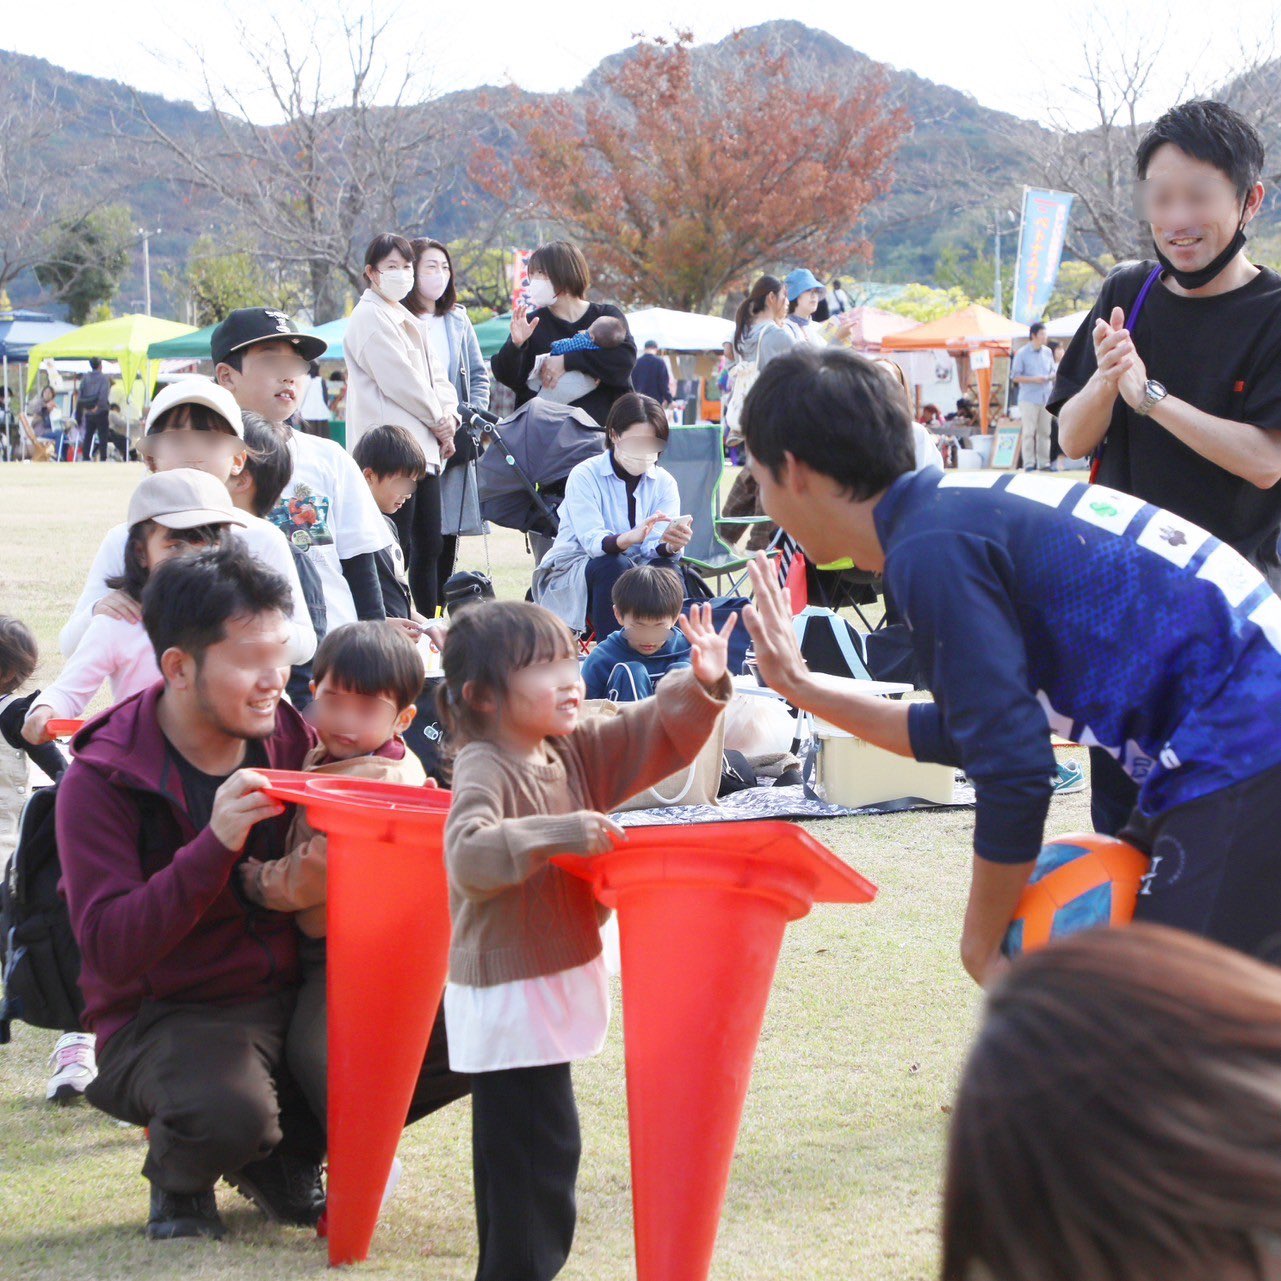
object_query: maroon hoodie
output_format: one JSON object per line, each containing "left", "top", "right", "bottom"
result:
{"left": 57, "top": 681, "right": 315, "bottom": 1047}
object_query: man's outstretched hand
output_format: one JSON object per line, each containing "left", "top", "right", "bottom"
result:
{"left": 742, "top": 552, "right": 809, "bottom": 701}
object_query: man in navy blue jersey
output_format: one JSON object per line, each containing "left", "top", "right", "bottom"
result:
{"left": 740, "top": 345, "right": 1281, "bottom": 984}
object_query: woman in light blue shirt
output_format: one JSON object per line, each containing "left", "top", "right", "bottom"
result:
{"left": 532, "top": 393, "right": 690, "bottom": 635}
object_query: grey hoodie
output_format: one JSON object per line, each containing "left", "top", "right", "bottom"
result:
{"left": 737, "top": 320, "right": 795, "bottom": 371}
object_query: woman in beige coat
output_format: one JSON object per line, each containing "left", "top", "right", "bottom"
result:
{"left": 344, "top": 232, "right": 461, "bottom": 613}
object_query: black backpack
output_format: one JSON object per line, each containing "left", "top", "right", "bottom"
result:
{"left": 0, "top": 784, "right": 84, "bottom": 1043}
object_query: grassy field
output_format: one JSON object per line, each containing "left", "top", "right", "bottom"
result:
{"left": 0, "top": 462, "right": 1091, "bottom": 1281}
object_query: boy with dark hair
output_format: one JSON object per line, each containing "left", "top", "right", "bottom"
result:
{"left": 740, "top": 344, "right": 1281, "bottom": 985}
{"left": 212, "top": 309, "right": 392, "bottom": 633}
{"left": 351, "top": 424, "right": 428, "bottom": 631}
{"left": 580, "top": 564, "right": 690, "bottom": 701}
{"left": 1053, "top": 99, "right": 1281, "bottom": 834}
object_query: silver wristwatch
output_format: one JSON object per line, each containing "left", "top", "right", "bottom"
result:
{"left": 1135, "top": 378, "right": 1168, "bottom": 417}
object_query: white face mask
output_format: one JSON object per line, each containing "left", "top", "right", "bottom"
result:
{"left": 615, "top": 447, "right": 659, "bottom": 477}
{"left": 376, "top": 267, "right": 414, "bottom": 301}
{"left": 526, "top": 276, "right": 557, "bottom": 309}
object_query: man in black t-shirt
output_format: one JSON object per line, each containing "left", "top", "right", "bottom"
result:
{"left": 1050, "top": 99, "right": 1281, "bottom": 833}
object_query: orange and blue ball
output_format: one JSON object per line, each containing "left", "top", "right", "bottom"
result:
{"left": 1002, "top": 833, "right": 1151, "bottom": 958}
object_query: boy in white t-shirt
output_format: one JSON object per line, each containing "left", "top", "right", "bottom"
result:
{"left": 211, "top": 309, "right": 392, "bottom": 635}
{"left": 59, "top": 381, "right": 317, "bottom": 666}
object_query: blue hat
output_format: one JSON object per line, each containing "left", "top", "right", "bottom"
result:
{"left": 785, "top": 268, "right": 823, "bottom": 302}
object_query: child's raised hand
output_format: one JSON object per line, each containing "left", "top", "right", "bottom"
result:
{"left": 678, "top": 602, "right": 737, "bottom": 687}
{"left": 568, "top": 811, "right": 626, "bottom": 857}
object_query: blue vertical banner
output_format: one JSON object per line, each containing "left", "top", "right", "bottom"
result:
{"left": 1011, "top": 187, "right": 1075, "bottom": 325}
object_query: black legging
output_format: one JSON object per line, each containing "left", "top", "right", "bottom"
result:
{"left": 391, "top": 472, "right": 458, "bottom": 617}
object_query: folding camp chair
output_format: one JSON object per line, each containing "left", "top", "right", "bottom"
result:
{"left": 807, "top": 557, "right": 883, "bottom": 631}
{"left": 661, "top": 424, "right": 774, "bottom": 596}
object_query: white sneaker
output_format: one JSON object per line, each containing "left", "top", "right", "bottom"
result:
{"left": 46, "top": 1031, "right": 97, "bottom": 1104}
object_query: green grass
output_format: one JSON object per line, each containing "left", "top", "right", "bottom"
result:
{"left": 0, "top": 462, "right": 1093, "bottom": 1280}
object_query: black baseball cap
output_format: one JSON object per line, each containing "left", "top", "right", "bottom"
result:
{"left": 211, "top": 308, "right": 328, "bottom": 366}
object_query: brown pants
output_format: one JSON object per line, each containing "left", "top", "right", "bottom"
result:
{"left": 717, "top": 470, "right": 776, "bottom": 552}
{"left": 87, "top": 987, "right": 469, "bottom": 1193}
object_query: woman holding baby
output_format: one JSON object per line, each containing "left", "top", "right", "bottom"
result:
{"left": 490, "top": 241, "right": 638, "bottom": 428}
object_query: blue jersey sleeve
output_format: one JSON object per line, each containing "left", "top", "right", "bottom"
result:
{"left": 891, "top": 531, "right": 1056, "bottom": 864}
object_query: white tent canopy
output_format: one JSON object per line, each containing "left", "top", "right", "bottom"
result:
{"left": 624, "top": 308, "right": 734, "bottom": 353}
{"left": 1044, "top": 309, "right": 1090, "bottom": 340}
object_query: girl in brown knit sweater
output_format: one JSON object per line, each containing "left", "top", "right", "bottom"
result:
{"left": 439, "top": 599, "right": 734, "bottom": 1281}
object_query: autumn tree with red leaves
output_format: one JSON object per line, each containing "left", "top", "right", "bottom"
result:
{"left": 471, "top": 32, "right": 910, "bottom": 312}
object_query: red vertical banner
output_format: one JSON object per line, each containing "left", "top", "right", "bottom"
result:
{"left": 509, "top": 249, "right": 533, "bottom": 313}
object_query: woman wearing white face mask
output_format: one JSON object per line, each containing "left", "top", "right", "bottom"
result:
{"left": 531, "top": 393, "right": 689, "bottom": 636}
{"left": 343, "top": 232, "right": 460, "bottom": 613}
{"left": 395, "top": 237, "right": 491, "bottom": 614}
{"left": 490, "top": 240, "right": 637, "bottom": 428}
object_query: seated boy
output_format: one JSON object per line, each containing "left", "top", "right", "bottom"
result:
{"left": 240, "top": 622, "right": 425, "bottom": 1125}
{"left": 529, "top": 315, "right": 629, "bottom": 406}
{"left": 581, "top": 563, "right": 691, "bottom": 701}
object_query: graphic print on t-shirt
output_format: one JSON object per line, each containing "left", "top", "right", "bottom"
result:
{"left": 269, "top": 482, "right": 334, "bottom": 551}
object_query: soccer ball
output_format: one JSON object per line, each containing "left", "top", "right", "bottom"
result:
{"left": 1002, "top": 834, "right": 1151, "bottom": 958}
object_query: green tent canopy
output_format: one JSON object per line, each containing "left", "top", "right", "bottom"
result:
{"left": 146, "top": 323, "right": 219, "bottom": 360}
{"left": 474, "top": 314, "right": 512, "bottom": 360}
{"left": 27, "top": 314, "right": 197, "bottom": 394}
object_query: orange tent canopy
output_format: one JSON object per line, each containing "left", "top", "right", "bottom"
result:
{"left": 881, "top": 304, "right": 1027, "bottom": 350}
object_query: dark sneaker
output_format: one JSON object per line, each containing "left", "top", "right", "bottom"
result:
{"left": 225, "top": 1151, "right": 325, "bottom": 1227}
{"left": 146, "top": 1185, "right": 226, "bottom": 1240}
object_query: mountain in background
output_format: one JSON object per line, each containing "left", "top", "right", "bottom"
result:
{"left": 2, "top": 20, "right": 1273, "bottom": 318}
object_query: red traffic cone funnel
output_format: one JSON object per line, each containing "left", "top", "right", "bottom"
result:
{"left": 556, "top": 821, "right": 875, "bottom": 1281}
{"left": 259, "top": 771, "right": 452, "bottom": 1267}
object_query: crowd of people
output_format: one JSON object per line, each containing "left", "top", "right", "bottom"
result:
{"left": 3, "top": 96, "right": 1281, "bottom": 1281}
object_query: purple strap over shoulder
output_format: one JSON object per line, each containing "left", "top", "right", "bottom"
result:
{"left": 1127, "top": 264, "right": 1163, "bottom": 331}
{"left": 1089, "top": 264, "right": 1163, "bottom": 480}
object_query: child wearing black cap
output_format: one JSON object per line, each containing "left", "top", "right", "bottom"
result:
{"left": 212, "top": 308, "right": 392, "bottom": 637}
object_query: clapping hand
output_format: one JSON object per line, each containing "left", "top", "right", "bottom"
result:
{"left": 1092, "top": 305, "right": 1148, "bottom": 409}
{"left": 678, "top": 601, "right": 738, "bottom": 687}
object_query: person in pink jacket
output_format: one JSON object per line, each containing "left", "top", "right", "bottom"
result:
{"left": 23, "top": 470, "right": 244, "bottom": 745}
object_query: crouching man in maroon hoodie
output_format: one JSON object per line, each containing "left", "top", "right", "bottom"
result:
{"left": 56, "top": 544, "right": 468, "bottom": 1241}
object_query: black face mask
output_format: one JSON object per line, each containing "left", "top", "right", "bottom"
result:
{"left": 1154, "top": 216, "right": 1247, "bottom": 290}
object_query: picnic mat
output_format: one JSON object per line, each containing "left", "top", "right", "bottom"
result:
{"left": 615, "top": 777, "right": 976, "bottom": 827}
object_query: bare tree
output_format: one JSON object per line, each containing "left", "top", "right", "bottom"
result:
{"left": 1032, "top": 17, "right": 1281, "bottom": 275}
{"left": 123, "top": 7, "right": 469, "bottom": 320}
{"left": 0, "top": 80, "right": 115, "bottom": 301}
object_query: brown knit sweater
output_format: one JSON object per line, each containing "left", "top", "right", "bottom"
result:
{"left": 445, "top": 666, "right": 730, "bottom": 987}
{"left": 247, "top": 738, "right": 426, "bottom": 938}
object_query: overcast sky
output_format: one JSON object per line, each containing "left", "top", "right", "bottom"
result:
{"left": 5, "top": 0, "right": 1278, "bottom": 128}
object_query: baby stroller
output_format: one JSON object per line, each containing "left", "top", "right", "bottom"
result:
{"left": 472, "top": 400, "right": 606, "bottom": 557}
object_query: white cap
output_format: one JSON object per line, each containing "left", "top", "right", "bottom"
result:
{"left": 145, "top": 378, "right": 244, "bottom": 438}
{"left": 126, "top": 467, "right": 247, "bottom": 530}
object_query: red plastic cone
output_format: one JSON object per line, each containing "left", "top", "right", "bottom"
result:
{"left": 259, "top": 772, "right": 453, "bottom": 1267}
{"left": 556, "top": 821, "right": 875, "bottom": 1281}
